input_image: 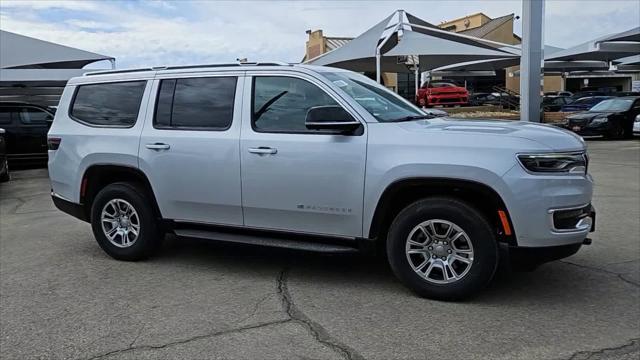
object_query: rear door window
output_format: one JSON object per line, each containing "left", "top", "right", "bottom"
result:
{"left": 18, "top": 108, "right": 51, "bottom": 125}
{"left": 154, "top": 77, "right": 237, "bottom": 130}
{"left": 71, "top": 81, "right": 147, "bottom": 127}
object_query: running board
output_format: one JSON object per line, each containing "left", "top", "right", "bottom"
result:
{"left": 173, "top": 228, "right": 359, "bottom": 254}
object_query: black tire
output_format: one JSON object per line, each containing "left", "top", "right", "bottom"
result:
{"left": 0, "top": 159, "right": 9, "bottom": 182}
{"left": 386, "top": 197, "right": 499, "bottom": 300}
{"left": 90, "top": 182, "right": 161, "bottom": 261}
{"left": 606, "top": 121, "right": 625, "bottom": 139}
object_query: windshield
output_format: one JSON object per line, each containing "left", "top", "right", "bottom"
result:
{"left": 320, "top": 71, "right": 425, "bottom": 122}
{"left": 589, "top": 98, "right": 633, "bottom": 112}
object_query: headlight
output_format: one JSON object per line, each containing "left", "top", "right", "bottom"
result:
{"left": 518, "top": 152, "right": 587, "bottom": 174}
{"left": 591, "top": 116, "right": 609, "bottom": 124}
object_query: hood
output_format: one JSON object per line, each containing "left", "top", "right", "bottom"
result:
{"left": 396, "top": 118, "right": 585, "bottom": 151}
{"left": 566, "top": 111, "right": 615, "bottom": 121}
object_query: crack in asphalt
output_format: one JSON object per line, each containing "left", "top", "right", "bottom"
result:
{"left": 277, "top": 267, "right": 365, "bottom": 360}
{"left": 236, "top": 292, "right": 276, "bottom": 324}
{"left": 564, "top": 338, "right": 639, "bottom": 360}
{"left": 560, "top": 260, "right": 640, "bottom": 288}
{"left": 83, "top": 319, "right": 291, "bottom": 360}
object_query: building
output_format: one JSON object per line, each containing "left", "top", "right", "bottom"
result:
{"left": 303, "top": 30, "right": 399, "bottom": 91}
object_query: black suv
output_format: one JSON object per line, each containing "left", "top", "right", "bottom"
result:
{"left": 0, "top": 102, "right": 54, "bottom": 165}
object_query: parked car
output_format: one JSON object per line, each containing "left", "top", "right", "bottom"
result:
{"left": 48, "top": 63, "right": 594, "bottom": 300}
{"left": 560, "top": 96, "right": 612, "bottom": 112}
{"left": 416, "top": 81, "right": 468, "bottom": 107}
{"left": 542, "top": 96, "right": 572, "bottom": 112}
{"left": 570, "top": 91, "right": 606, "bottom": 101}
{"left": 562, "top": 96, "right": 640, "bottom": 139}
{"left": 0, "top": 102, "right": 54, "bottom": 165}
{"left": 613, "top": 91, "right": 640, "bottom": 97}
{"left": 634, "top": 114, "right": 640, "bottom": 136}
{"left": 0, "top": 128, "right": 9, "bottom": 182}
{"left": 544, "top": 91, "right": 573, "bottom": 97}
{"left": 468, "top": 92, "right": 518, "bottom": 109}
{"left": 468, "top": 92, "right": 491, "bottom": 106}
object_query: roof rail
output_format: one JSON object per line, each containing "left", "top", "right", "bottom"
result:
{"left": 84, "top": 62, "right": 291, "bottom": 76}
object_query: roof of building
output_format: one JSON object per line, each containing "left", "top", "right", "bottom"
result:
{"left": 325, "top": 37, "right": 353, "bottom": 52}
{"left": 458, "top": 13, "right": 518, "bottom": 39}
{"left": 439, "top": 12, "right": 490, "bottom": 27}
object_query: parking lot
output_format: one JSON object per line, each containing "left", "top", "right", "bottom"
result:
{"left": 0, "top": 139, "right": 638, "bottom": 360}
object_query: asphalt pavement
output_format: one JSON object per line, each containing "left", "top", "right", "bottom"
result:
{"left": 1, "top": 139, "right": 638, "bottom": 360}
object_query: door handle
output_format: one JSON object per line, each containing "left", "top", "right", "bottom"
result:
{"left": 248, "top": 147, "right": 277, "bottom": 155}
{"left": 145, "top": 143, "right": 170, "bottom": 151}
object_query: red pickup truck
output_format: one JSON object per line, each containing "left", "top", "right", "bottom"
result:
{"left": 416, "top": 82, "right": 469, "bottom": 107}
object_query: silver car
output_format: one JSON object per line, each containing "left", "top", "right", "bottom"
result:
{"left": 48, "top": 63, "right": 595, "bottom": 300}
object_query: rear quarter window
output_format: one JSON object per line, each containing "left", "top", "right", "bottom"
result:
{"left": 70, "top": 81, "right": 146, "bottom": 127}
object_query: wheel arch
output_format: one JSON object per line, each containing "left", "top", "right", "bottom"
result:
{"left": 80, "top": 164, "right": 162, "bottom": 221}
{"left": 367, "top": 177, "right": 516, "bottom": 246}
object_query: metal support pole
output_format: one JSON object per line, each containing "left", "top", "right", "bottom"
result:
{"left": 376, "top": 53, "right": 381, "bottom": 84}
{"left": 414, "top": 64, "right": 419, "bottom": 99}
{"left": 520, "top": 0, "right": 545, "bottom": 122}
{"left": 109, "top": 58, "right": 116, "bottom": 69}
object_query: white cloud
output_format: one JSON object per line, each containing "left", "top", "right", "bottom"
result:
{"left": 0, "top": 0, "right": 638, "bottom": 68}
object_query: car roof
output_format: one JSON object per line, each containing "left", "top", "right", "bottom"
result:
{"left": 67, "top": 62, "right": 344, "bottom": 85}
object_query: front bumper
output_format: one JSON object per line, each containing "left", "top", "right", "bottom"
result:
{"left": 561, "top": 121, "right": 609, "bottom": 136}
{"left": 501, "top": 163, "right": 594, "bottom": 248}
{"left": 501, "top": 242, "right": 584, "bottom": 271}
{"left": 427, "top": 95, "right": 468, "bottom": 106}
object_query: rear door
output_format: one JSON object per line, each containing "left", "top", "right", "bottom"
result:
{"left": 139, "top": 72, "right": 244, "bottom": 225}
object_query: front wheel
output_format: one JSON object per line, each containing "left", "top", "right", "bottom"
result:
{"left": 90, "top": 182, "right": 161, "bottom": 261}
{"left": 0, "top": 158, "right": 9, "bottom": 182}
{"left": 387, "top": 197, "right": 499, "bottom": 300}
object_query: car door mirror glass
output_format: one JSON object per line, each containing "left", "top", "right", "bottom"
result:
{"left": 305, "top": 105, "right": 361, "bottom": 133}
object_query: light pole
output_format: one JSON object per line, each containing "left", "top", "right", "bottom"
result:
{"left": 520, "top": 0, "right": 545, "bottom": 122}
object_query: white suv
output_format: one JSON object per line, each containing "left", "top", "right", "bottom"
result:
{"left": 49, "top": 63, "right": 595, "bottom": 300}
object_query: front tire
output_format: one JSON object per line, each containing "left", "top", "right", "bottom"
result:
{"left": 0, "top": 158, "right": 9, "bottom": 182}
{"left": 387, "top": 197, "right": 499, "bottom": 300}
{"left": 90, "top": 182, "right": 161, "bottom": 261}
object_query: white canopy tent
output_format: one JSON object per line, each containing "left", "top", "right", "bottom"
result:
{"left": 305, "top": 10, "right": 518, "bottom": 93}
{"left": 0, "top": 30, "right": 114, "bottom": 107}
{"left": 545, "top": 27, "right": 640, "bottom": 63}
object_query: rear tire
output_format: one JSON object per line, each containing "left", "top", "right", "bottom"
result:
{"left": 90, "top": 182, "right": 161, "bottom": 261}
{"left": 386, "top": 197, "right": 499, "bottom": 300}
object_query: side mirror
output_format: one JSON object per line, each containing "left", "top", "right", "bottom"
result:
{"left": 305, "top": 106, "right": 361, "bottom": 133}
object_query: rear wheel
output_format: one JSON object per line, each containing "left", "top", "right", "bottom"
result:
{"left": 386, "top": 197, "right": 499, "bottom": 300}
{"left": 90, "top": 182, "right": 161, "bottom": 261}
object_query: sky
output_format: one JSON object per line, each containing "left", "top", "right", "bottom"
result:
{"left": 1, "top": 0, "right": 639, "bottom": 69}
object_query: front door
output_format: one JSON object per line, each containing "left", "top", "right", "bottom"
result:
{"left": 139, "top": 74, "right": 244, "bottom": 226}
{"left": 240, "top": 74, "right": 367, "bottom": 237}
